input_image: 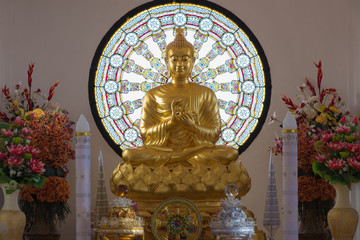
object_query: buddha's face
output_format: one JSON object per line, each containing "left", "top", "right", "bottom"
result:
{"left": 167, "top": 48, "right": 194, "bottom": 79}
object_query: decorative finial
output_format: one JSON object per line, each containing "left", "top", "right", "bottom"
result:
{"left": 283, "top": 111, "right": 297, "bottom": 131}
{"left": 76, "top": 114, "right": 90, "bottom": 133}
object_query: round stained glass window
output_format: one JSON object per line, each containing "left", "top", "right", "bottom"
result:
{"left": 89, "top": 0, "right": 271, "bottom": 157}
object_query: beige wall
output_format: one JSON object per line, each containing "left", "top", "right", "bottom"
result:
{"left": 0, "top": 0, "right": 359, "bottom": 239}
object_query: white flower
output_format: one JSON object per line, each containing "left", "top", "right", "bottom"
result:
{"left": 17, "top": 171, "right": 22, "bottom": 177}
{"left": 307, "top": 96, "right": 318, "bottom": 103}
{"left": 9, "top": 169, "right": 16, "bottom": 177}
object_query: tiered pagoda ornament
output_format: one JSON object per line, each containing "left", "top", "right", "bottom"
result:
{"left": 95, "top": 184, "right": 144, "bottom": 240}
{"left": 209, "top": 184, "right": 255, "bottom": 239}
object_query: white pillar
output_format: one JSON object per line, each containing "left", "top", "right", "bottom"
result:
{"left": 75, "top": 114, "right": 91, "bottom": 240}
{"left": 282, "top": 111, "right": 298, "bottom": 240}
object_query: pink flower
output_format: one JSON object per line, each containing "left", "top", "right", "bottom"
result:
{"left": 347, "top": 157, "right": 360, "bottom": 170}
{"left": 316, "top": 154, "right": 327, "bottom": 162}
{"left": 1, "top": 129, "right": 13, "bottom": 138}
{"left": 21, "top": 128, "right": 31, "bottom": 135}
{"left": 327, "top": 142, "right": 344, "bottom": 151}
{"left": 28, "top": 158, "right": 45, "bottom": 174}
{"left": 345, "top": 143, "right": 360, "bottom": 153}
{"left": 26, "top": 146, "right": 41, "bottom": 156}
{"left": 5, "top": 156, "right": 24, "bottom": 167}
{"left": 321, "top": 133, "right": 333, "bottom": 142}
{"left": 340, "top": 116, "right": 346, "bottom": 123}
{"left": 326, "top": 158, "right": 345, "bottom": 170}
{"left": 0, "top": 152, "right": 6, "bottom": 160}
{"left": 352, "top": 116, "right": 358, "bottom": 124}
{"left": 336, "top": 126, "right": 351, "bottom": 134}
{"left": 7, "top": 144, "right": 26, "bottom": 156}
{"left": 14, "top": 116, "right": 23, "bottom": 125}
{"left": 353, "top": 133, "right": 360, "bottom": 139}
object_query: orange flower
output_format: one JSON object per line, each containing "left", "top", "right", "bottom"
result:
{"left": 20, "top": 177, "right": 70, "bottom": 203}
{"left": 24, "top": 111, "right": 74, "bottom": 168}
{"left": 298, "top": 176, "right": 320, "bottom": 202}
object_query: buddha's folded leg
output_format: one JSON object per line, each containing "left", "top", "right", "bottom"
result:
{"left": 187, "top": 145, "right": 239, "bottom": 166}
{"left": 122, "top": 147, "right": 171, "bottom": 167}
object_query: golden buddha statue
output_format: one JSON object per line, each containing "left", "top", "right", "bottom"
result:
{"left": 122, "top": 28, "right": 238, "bottom": 168}
{"left": 110, "top": 28, "right": 265, "bottom": 240}
{"left": 111, "top": 28, "right": 249, "bottom": 196}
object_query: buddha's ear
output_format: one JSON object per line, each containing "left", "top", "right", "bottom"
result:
{"left": 165, "top": 58, "right": 171, "bottom": 78}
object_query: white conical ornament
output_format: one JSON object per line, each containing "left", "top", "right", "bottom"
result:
{"left": 282, "top": 111, "right": 298, "bottom": 240}
{"left": 75, "top": 114, "right": 91, "bottom": 240}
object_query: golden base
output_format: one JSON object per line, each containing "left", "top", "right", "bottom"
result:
{"left": 130, "top": 195, "right": 265, "bottom": 240}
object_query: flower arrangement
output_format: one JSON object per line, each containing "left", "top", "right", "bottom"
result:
{"left": 1, "top": 63, "right": 59, "bottom": 122}
{"left": 0, "top": 117, "right": 46, "bottom": 194}
{"left": 0, "top": 63, "right": 74, "bottom": 231}
{"left": 270, "top": 61, "right": 343, "bottom": 220}
{"left": 313, "top": 116, "right": 360, "bottom": 189}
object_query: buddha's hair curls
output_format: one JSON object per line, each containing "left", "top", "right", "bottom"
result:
{"left": 165, "top": 28, "right": 195, "bottom": 59}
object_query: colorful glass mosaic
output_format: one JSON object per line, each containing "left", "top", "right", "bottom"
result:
{"left": 89, "top": 1, "right": 271, "bottom": 156}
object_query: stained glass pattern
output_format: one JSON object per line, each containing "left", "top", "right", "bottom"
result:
{"left": 89, "top": 1, "right": 271, "bottom": 155}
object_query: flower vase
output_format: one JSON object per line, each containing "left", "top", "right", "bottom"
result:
{"left": 299, "top": 201, "right": 329, "bottom": 240}
{"left": 327, "top": 184, "right": 359, "bottom": 240}
{"left": 0, "top": 186, "right": 26, "bottom": 240}
{"left": 27, "top": 203, "right": 60, "bottom": 240}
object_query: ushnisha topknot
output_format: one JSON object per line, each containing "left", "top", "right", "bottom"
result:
{"left": 165, "top": 28, "right": 195, "bottom": 59}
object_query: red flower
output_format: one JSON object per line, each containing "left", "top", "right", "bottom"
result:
{"left": 321, "top": 133, "right": 333, "bottom": 142}
{"left": 14, "top": 116, "right": 23, "bottom": 125}
{"left": 5, "top": 156, "right": 24, "bottom": 167}
{"left": 25, "top": 146, "right": 41, "bottom": 157}
{"left": 316, "top": 154, "right": 327, "bottom": 163}
{"left": 347, "top": 157, "right": 360, "bottom": 171}
{"left": 28, "top": 158, "right": 45, "bottom": 174}
{"left": 345, "top": 143, "right": 360, "bottom": 153}
{"left": 2, "top": 85, "right": 10, "bottom": 99}
{"left": 7, "top": 144, "right": 26, "bottom": 156}
{"left": 21, "top": 128, "right": 32, "bottom": 135}
{"left": 336, "top": 126, "right": 350, "bottom": 134}
{"left": 340, "top": 116, "right": 346, "bottom": 123}
{"left": 352, "top": 116, "right": 359, "bottom": 124}
{"left": 1, "top": 129, "right": 13, "bottom": 138}
{"left": 326, "top": 158, "right": 345, "bottom": 170}
{"left": 327, "top": 142, "right": 344, "bottom": 151}
{"left": 48, "top": 81, "right": 59, "bottom": 101}
{"left": 0, "top": 152, "right": 6, "bottom": 160}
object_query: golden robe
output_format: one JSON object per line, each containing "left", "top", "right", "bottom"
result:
{"left": 122, "top": 82, "right": 238, "bottom": 167}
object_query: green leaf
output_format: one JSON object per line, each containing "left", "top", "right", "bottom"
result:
{"left": 21, "top": 175, "right": 46, "bottom": 188}
{"left": 339, "top": 151, "right": 350, "bottom": 159}
{"left": 0, "top": 169, "right": 11, "bottom": 184}
{"left": 11, "top": 137, "right": 22, "bottom": 144}
{"left": 345, "top": 135, "right": 355, "bottom": 142}
{"left": 0, "top": 122, "right": 11, "bottom": 130}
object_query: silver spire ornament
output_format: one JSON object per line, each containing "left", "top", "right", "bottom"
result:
{"left": 263, "top": 152, "right": 280, "bottom": 240}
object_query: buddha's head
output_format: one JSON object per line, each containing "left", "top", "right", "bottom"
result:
{"left": 165, "top": 28, "right": 195, "bottom": 80}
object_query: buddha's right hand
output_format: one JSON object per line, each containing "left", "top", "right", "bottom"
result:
{"left": 170, "top": 99, "right": 184, "bottom": 124}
